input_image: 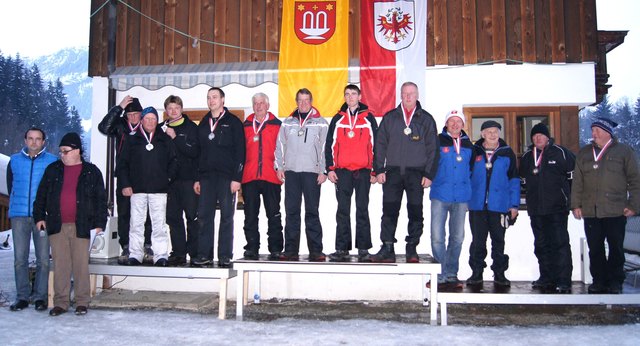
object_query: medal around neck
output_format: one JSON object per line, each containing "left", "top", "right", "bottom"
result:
{"left": 403, "top": 127, "right": 412, "bottom": 135}
{"left": 208, "top": 132, "right": 215, "bottom": 140}
{"left": 485, "top": 162, "right": 492, "bottom": 170}
{"left": 347, "top": 130, "right": 355, "bottom": 138}
{"left": 298, "top": 129, "right": 305, "bottom": 136}
{"left": 456, "top": 155, "right": 463, "bottom": 162}
{"left": 146, "top": 143, "right": 154, "bottom": 151}
{"left": 252, "top": 135, "right": 259, "bottom": 142}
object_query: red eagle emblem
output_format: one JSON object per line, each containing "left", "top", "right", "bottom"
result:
{"left": 376, "top": 8, "right": 413, "bottom": 44}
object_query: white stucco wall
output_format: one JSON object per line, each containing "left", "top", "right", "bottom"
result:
{"left": 89, "top": 63, "right": 596, "bottom": 300}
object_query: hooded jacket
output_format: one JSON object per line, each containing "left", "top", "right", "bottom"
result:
{"left": 275, "top": 107, "right": 328, "bottom": 174}
{"left": 325, "top": 102, "right": 378, "bottom": 173}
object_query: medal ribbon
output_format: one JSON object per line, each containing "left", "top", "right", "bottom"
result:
{"left": 453, "top": 136, "right": 461, "bottom": 156}
{"left": 128, "top": 122, "right": 140, "bottom": 133}
{"left": 140, "top": 127, "right": 154, "bottom": 145}
{"left": 252, "top": 114, "right": 267, "bottom": 136}
{"left": 592, "top": 138, "right": 612, "bottom": 164}
{"left": 166, "top": 115, "right": 183, "bottom": 126}
{"left": 347, "top": 107, "right": 358, "bottom": 132}
{"left": 533, "top": 147, "right": 543, "bottom": 168}
{"left": 485, "top": 149, "right": 495, "bottom": 165}
{"left": 402, "top": 105, "right": 416, "bottom": 129}
{"left": 209, "top": 110, "right": 226, "bottom": 136}
{"left": 298, "top": 110, "right": 311, "bottom": 130}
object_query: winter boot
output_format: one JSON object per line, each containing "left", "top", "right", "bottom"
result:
{"left": 370, "top": 242, "right": 396, "bottom": 263}
{"left": 466, "top": 271, "right": 483, "bottom": 285}
{"left": 494, "top": 271, "right": 511, "bottom": 287}
{"left": 405, "top": 243, "right": 419, "bottom": 263}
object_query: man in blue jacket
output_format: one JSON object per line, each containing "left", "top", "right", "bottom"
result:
{"left": 430, "top": 110, "right": 474, "bottom": 288}
{"left": 7, "top": 128, "right": 57, "bottom": 312}
{"left": 467, "top": 120, "right": 520, "bottom": 287}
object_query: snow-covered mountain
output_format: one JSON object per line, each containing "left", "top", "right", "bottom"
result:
{"left": 24, "top": 46, "right": 92, "bottom": 124}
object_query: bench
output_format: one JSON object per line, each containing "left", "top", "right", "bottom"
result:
{"left": 233, "top": 255, "right": 441, "bottom": 325}
{"left": 48, "top": 259, "right": 237, "bottom": 319}
{"left": 438, "top": 290, "right": 640, "bottom": 325}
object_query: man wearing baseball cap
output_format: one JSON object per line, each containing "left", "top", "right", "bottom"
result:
{"left": 519, "top": 123, "right": 575, "bottom": 293}
{"left": 571, "top": 117, "right": 640, "bottom": 294}
{"left": 429, "top": 110, "right": 474, "bottom": 289}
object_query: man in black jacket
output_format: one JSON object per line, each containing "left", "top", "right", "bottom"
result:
{"left": 118, "top": 107, "right": 177, "bottom": 266}
{"left": 162, "top": 95, "right": 200, "bottom": 266}
{"left": 34, "top": 132, "right": 108, "bottom": 316}
{"left": 192, "top": 87, "right": 245, "bottom": 268}
{"left": 372, "top": 82, "right": 439, "bottom": 263}
{"left": 98, "top": 95, "right": 152, "bottom": 263}
{"left": 520, "top": 123, "right": 575, "bottom": 293}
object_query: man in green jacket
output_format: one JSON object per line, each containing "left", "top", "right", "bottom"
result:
{"left": 571, "top": 117, "right": 640, "bottom": 294}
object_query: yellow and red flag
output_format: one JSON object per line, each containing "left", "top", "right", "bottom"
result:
{"left": 278, "top": 1, "right": 348, "bottom": 117}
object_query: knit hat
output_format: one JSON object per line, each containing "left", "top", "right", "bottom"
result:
{"left": 59, "top": 132, "right": 82, "bottom": 150}
{"left": 124, "top": 98, "right": 143, "bottom": 113}
{"left": 141, "top": 107, "right": 159, "bottom": 120}
{"left": 481, "top": 120, "right": 501, "bottom": 131}
{"left": 444, "top": 109, "right": 465, "bottom": 126}
{"left": 591, "top": 117, "right": 618, "bottom": 136}
{"left": 530, "top": 123, "right": 550, "bottom": 140}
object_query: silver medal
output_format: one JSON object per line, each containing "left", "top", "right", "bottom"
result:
{"left": 129, "top": 131, "right": 136, "bottom": 135}
{"left": 208, "top": 132, "right": 215, "bottom": 140}
{"left": 532, "top": 168, "right": 539, "bottom": 175}
{"left": 146, "top": 143, "right": 154, "bottom": 151}
{"left": 485, "top": 162, "right": 492, "bottom": 170}
{"left": 456, "top": 155, "right": 463, "bottom": 162}
{"left": 593, "top": 163, "right": 599, "bottom": 170}
{"left": 403, "top": 127, "right": 412, "bottom": 135}
{"left": 298, "top": 129, "right": 305, "bottom": 136}
{"left": 161, "top": 124, "right": 168, "bottom": 132}
{"left": 253, "top": 135, "right": 259, "bottom": 142}
{"left": 347, "top": 130, "right": 355, "bottom": 138}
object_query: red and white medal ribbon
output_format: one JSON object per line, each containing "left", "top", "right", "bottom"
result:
{"left": 533, "top": 147, "right": 543, "bottom": 168}
{"left": 252, "top": 115, "right": 266, "bottom": 141}
{"left": 453, "top": 137, "right": 461, "bottom": 156}
{"left": 592, "top": 138, "right": 612, "bottom": 168}
{"left": 402, "top": 106, "right": 416, "bottom": 134}
{"left": 128, "top": 122, "right": 140, "bottom": 134}
{"left": 209, "top": 110, "right": 226, "bottom": 136}
{"left": 140, "top": 127, "right": 154, "bottom": 150}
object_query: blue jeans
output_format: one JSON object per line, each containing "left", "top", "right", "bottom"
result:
{"left": 430, "top": 199, "right": 467, "bottom": 282}
{"left": 11, "top": 217, "right": 50, "bottom": 302}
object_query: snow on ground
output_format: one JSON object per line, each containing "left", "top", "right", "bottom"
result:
{"left": 1, "top": 229, "right": 639, "bottom": 345}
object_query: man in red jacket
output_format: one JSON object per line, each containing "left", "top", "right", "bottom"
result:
{"left": 325, "top": 85, "right": 378, "bottom": 262}
{"left": 241, "top": 93, "right": 284, "bottom": 260}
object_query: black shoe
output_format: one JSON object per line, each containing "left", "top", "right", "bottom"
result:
{"left": 127, "top": 258, "right": 142, "bottom": 266}
{"left": 281, "top": 252, "right": 299, "bottom": 261}
{"left": 532, "top": 278, "right": 550, "bottom": 289}
{"left": 154, "top": 258, "right": 168, "bottom": 267}
{"left": 309, "top": 252, "right": 327, "bottom": 262}
{"left": 371, "top": 243, "right": 395, "bottom": 263}
{"left": 191, "top": 257, "right": 213, "bottom": 266}
{"left": 9, "top": 300, "right": 29, "bottom": 311}
{"left": 357, "top": 249, "right": 372, "bottom": 263}
{"left": 167, "top": 255, "right": 186, "bottom": 267}
{"left": 243, "top": 250, "right": 259, "bottom": 260}
{"left": 74, "top": 306, "right": 88, "bottom": 315}
{"left": 556, "top": 285, "right": 572, "bottom": 294}
{"left": 35, "top": 300, "right": 47, "bottom": 311}
{"left": 466, "top": 271, "right": 483, "bottom": 285}
{"left": 329, "top": 250, "right": 350, "bottom": 262}
{"left": 217, "top": 257, "right": 232, "bottom": 268}
{"left": 494, "top": 272, "right": 511, "bottom": 287}
{"left": 268, "top": 252, "right": 283, "bottom": 261}
{"left": 117, "top": 245, "right": 130, "bottom": 265}
{"left": 588, "top": 282, "right": 608, "bottom": 294}
{"left": 49, "top": 306, "right": 67, "bottom": 316}
{"left": 608, "top": 283, "right": 623, "bottom": 294}
{"left": 405, "top": 243, "right": 419, "bottom": 263}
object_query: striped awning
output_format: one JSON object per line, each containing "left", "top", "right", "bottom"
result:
{"left": 109, "top": 60, "right": 361, "bottom": 91}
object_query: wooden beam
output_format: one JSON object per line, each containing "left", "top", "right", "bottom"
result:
{"left": 188, "top": 0, "right": 202, "bottom": 64}
{"left": 550, "top": 0, "right": 566, "bottom": 63}
{"left": 580, "top": 0, "right": 598, "bottom": 62}
{"left": 427, "top": 0, "right": 435, "bottom": 66}
{"left": 447, "top": 0, "right": 463, "bottom": 65}
{"left": 251, "top": 0, "right": 267, "bottom": 62}
{"left": 563, "top": 0, "right": 581, "bottom": 63}
{"left": 476, "top": 0, "right": 493, "bottom": 63}
{"left": 461, "top": 0, "right": 477, "bottom": 65}
{"left": 150, "top": 1, "right": 165, "bottom": 66}
{"left": 139, "top": 0, "right": 151, "bottom": 66}
{"left": 265, "top": 0, "right": 281, "bottom": 61}
{"left": 126, "top": 0, "right": 141, "bottom": 66}
{"left": 174, "top": 0, "right": 190, "bottom": 64}
{"left": 534, "top": 0, "right": 551, "bottom": 63}
{"left": 492, "top": 0, "right": 507, "bottom": 62}
{"left": 200, "top": 0, "right": 215, "bottom": 63}
{"left": 164, "top": 0, "right": 177, "bottom": 65}
{"left": 520, "top": 0, "right": 536, "bottom": 62}
{"left": 116, "top": 1, "right": 127, "bottom": 67}
{"left": 505, "top": 0, "right": 523, "bottom": 64}
{"left": 213, "top": 0, "right": 227, "bottom": 62}
{"left": 433, "top": 0, "right": 448, "bottom": 65}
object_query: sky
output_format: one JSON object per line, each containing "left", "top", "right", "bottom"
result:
{"left": 0, "top": 0, "right": 637, "bottom": 102}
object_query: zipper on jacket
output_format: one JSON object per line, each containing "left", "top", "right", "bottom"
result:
{"left": 28, "top": 157, "right": 35, "bottom": 216}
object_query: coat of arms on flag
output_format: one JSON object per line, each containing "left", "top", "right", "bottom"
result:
{"left": 374, "top": 0, "right": 415, "bottom": 51}
{"left": 294, "top": 1, "right": 337, "bottom": 45}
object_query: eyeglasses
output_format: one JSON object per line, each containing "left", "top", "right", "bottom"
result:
{"left": 59, "top": 148, "right": 77, "bottom": 155}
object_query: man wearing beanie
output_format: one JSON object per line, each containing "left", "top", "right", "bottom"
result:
{"left": 98, "top": 95, "right": 153, "bottom": 264}
{"left": 519, "top": 123, "right": 575, "bottom": 293}
{"left": 429, "top": 110, "right": 474, "bottom": 289}
{"left": 571, "top": 117, "right": 640, "bottom": 294}
{"left": 33, "top": 132, "right": 107, "bottom": 316}
{"left": 118, "top": 107, "right": 177, "bottom": 267}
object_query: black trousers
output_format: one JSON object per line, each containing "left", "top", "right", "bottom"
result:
{"left": 116, "top": 181, "right": 151, "bottom": 247}
{"left": 530, "top": 212, "right": 572, "bottom": 286}
{"left": 283, "top": 171, "right": 323, "bottom": 254}
{"left": 197, "top": 175, "right": 236, "bottom": 260}
{"left": 468, "top": 210, "right": 509, "bottom": 273}
{"left": 334, "top": 168, "right": 372, "bottom": 251}
{"left": 380, "top": 169, "right": 424, "bottom": 245}
{"left": 584, "top": 216, "right": 627, "bottom": 286}
{"left": 242, "top": 180, "right": 283, "bottom": 253}
{"left": 166, "top": 179, "right": 199, "bottom": 259}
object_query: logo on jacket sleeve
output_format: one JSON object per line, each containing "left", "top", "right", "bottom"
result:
{"left": 374, "top": 0, "right": 415, "bottom": 51}
{"left": 294, "top": 1, "right": 336, "bottom": 45}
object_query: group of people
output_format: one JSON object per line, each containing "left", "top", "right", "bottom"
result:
{"left": 7, "top": 81, "right": 639, "bottom": 316}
